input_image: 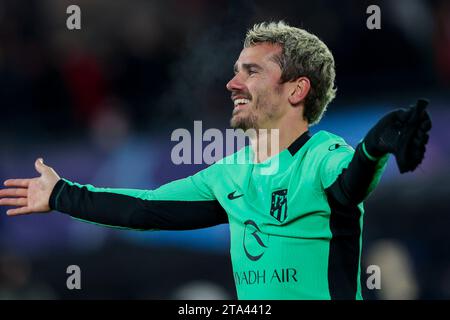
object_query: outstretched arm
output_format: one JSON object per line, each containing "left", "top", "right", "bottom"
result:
{"left": 0, "top": 159, "right": 227, "bottom": 230}
{"left": 327, "top": 99, "right": 432, "bottom": 206}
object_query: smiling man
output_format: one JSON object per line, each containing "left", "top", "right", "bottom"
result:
{"left": 0, "top": 21, "right": 431, "bottom": 299}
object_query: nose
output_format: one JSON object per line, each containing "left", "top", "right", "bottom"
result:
{"left": 226, "top": 74, "right": 245, "bottom": 92}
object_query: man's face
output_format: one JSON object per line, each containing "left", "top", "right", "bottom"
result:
{"left": 227, "top": 43, "right": 288, "bottom": 130}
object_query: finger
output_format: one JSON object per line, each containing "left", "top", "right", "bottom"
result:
{"left": 414, "top": 133, "right": 429, "bottom": 146}
{"left": 405, "top": 152, "right": 424, "bottom": 172}
{"left": 420, "top": 114, "right": 432, "bottom": 132}
{"left": 4, "top": 179, "right": 31, "bottom": 188}
{"left": 395, "top": 108, "right": 413, "bottom": 123}
{"left": 0, "top": 197, "right": 27, "bottom": 207}
{"left": 407, "top": 102, "right": 425, "bottom": 127}
{"left": 415, "top": 128, "right": 425, "bottom": 140}
{"left": 0, "top": 188, "right": 28, "bottom": 198}
{"left": 415, "top": 98, "right": 429, "bottom": 111}
{"left": 6, "top": 206, "right": 32, "bottom": 216}
{"left": 35, "top": 158, "right": 46, "bottom": 174}
{"left": 397, "top": 99, "right": 429, "bottom": 124}
{"left": 411, "top": 152, "right": 425, "bottom": 169}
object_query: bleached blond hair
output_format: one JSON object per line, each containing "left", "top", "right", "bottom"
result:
{"left": 244, "top": 21, "right": 336, "bottom": 125}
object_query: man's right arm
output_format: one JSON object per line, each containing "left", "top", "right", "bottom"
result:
{"left": 0, "top": 158, "right": 227, "bottom": 231}
{"left": 49, "top": 173, "right": 227, "bottom": 231}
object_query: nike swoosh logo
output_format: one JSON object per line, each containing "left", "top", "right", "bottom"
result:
{"left": 227, "top": 191, "right": 244, "bottom": 200}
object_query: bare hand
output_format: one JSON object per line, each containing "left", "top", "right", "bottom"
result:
{"left": 0, "top": 158, "right": 61, "bottom": 216}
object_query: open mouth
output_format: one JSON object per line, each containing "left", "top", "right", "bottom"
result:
{"left": 233, "top": 98, "right": 251, "bottom": 110}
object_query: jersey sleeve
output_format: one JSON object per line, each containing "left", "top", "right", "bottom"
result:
{"left": 49, "top": 164, "right": 227, "bottom": 231}
{"left": 321, "top": 142, "right": 389, "bottom": 206}
{"left": 319, "top": 144, "right": 355, "bottom": 190}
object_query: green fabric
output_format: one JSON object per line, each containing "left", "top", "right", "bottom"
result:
{"left": 63, "top": 130, "right": 388, "bottom": 299}
{"left": 219, "top": 131, "right": 360, "bottom": 299}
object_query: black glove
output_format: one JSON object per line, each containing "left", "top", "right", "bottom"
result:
{"left": 363, "top": 98, "right": 432, "bottom": 173}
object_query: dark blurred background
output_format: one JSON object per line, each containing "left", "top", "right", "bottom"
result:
{"left": 0, "top": 0, "right": 449, "bottom": 299}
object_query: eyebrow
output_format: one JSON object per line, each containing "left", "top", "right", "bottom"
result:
{"left": 233, "top": 63, "right": 263, "bottom": 74}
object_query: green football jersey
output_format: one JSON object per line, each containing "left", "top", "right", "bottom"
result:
{"left": 51, "top": 130, "right": 388, "bottom": 299}
{"left": 191, "top": 130, "right": 385, "bottom": 299}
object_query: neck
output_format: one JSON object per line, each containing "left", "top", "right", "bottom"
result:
{"left": 248, "top": 116, "right": 309, "bottom": 163}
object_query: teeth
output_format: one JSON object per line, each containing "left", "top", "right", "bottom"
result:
{"left": 233, "top": 98, "right": 250, "bottom": 106}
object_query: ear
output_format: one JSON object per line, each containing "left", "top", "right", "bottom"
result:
{"left": 288, "top": 77, "right": 311, "bottom": 106}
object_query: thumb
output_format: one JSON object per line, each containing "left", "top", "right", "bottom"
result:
{"left": 415, "top": 98, "right": 429, "bottom": 112}
{"left": 395, "top": 107, "right": 414, "bottom": 124}
{"left": 35, "top": 158, "right": 46, "bottom": 174}
{"left": 406, "top": 99, "right": 428, "bottom": 127}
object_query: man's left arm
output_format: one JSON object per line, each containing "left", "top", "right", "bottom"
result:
{"left": 327, "top": 99, "right": 432, "bottom": 207}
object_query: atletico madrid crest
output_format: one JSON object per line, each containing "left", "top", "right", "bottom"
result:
{"left": 270, "top": 189, "right": 288, "bottom": 223}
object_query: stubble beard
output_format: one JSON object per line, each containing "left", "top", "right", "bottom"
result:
{"left": 230, "top": 93, "right": 279, "bottom": 131}
{"left": 230, "top": 108, "right": 258, "bottom": 131}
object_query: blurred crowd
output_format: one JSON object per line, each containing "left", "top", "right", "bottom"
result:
{"left": 1, "top": 0, "right": 449, "bottom": 139}
{"left": 1, "top": 0, "right": 450, "bottom": 299}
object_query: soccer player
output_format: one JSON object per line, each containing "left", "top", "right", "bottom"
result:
{"left": 0, "top": 22, "right": 431, "bottom": 299}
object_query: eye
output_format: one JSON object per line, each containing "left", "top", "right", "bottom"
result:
{"left": 248, "top": 69, "right": 257, "bottom": 75}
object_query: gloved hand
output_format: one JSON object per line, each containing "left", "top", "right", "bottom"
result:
{"left": 363, "top": 98, "right": 432, "bottom": 173}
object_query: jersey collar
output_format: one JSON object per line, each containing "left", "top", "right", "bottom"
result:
{"left": 287, "top": 130, "right": 311, "bottom": 156}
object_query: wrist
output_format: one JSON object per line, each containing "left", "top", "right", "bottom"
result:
{"left": 49, "top": 179, "right": 67, "bottom": 210}
{"left": 362, "top": 141, "right": 384, "bottom": 161}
